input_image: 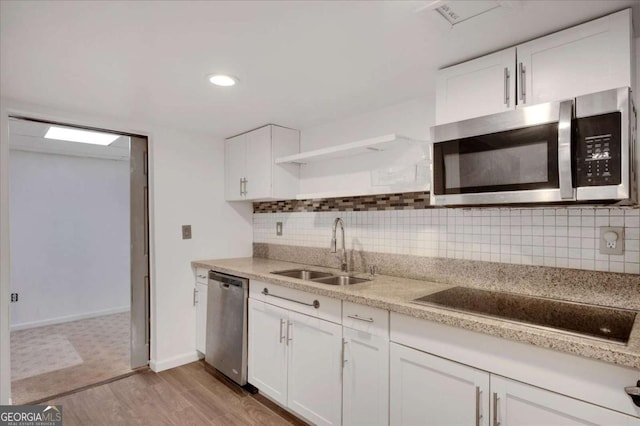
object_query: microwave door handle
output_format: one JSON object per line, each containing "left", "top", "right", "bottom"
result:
{"left": 558, "top": 100, "right": 574, "bottom": 200}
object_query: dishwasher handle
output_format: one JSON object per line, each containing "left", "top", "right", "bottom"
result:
{"left": 208, "top": 271, "right": 248, "bottom": 288}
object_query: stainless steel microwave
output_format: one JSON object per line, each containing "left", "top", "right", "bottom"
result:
{"left": 430, "top": 87, "right": 637, "bottom": 206}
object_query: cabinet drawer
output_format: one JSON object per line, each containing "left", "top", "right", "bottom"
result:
{"left": 250, "top": 280, "right": 342, "bottom": 324}
{"left": 342, "top": 301, "right": 389, "bottom": 338}
{"left": 195, "top": 268, "right": 209, "bottom": 284}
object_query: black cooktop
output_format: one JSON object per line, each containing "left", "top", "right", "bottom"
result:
{"left": 413, "top": 287, "right": 636, "bottom": 344}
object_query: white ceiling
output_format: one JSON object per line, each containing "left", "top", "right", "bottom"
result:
{"left": 1, "top": 0, "right": 638, "bottom": 138}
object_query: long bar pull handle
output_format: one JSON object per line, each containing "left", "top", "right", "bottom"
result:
{"left": 239, "top": 178, "right": 243, "bottom": 196}
{"left": 518, "top": 62, "right": 526, "bottom": 104}
{"left": 476, "top": 386, "right": 483, "bottom": 426}
{"left": 504, "top": 68, "right": 510, "bottom": 107}
{"left": 346, "top": 314, "right": 374, "bottom": 323}
{"left": 286, "top": 320, "right": 293, "bottom": 345}
{"left": 243, "top": 178, "right": 248, "bottom": 196}
{"left": 558, "top": 99, "right": 575, "bottom": 200}
{"left": 193, "top": 288, "right": 197, "bottom": 306}
{"left": 279, "top": 318, "right": 286, "bottom": 343}
{"left": 493, "top": 393, "right": 500, "bottom": 426}
{"left": 262, "top": 288, "right": 320, "bottom": 309}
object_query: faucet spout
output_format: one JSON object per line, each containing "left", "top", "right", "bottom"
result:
{"left": 331, "top": 218, "right": 347, "bottom": 272}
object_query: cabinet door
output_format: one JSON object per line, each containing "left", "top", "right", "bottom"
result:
{"left": 518, "top": 9, "right": 632, "bottom": 107}
{"left": 343, "top": 327, "right": 389, "bottom": 426}
{"left": 287, "top": 310, "right": 342, "bottom": 426}
{"left": 390, "top": 343, "right": 490, "bottom": 426}
{"left": 248, "top": 299, "right": 288, "bottom": 406}
{"left": 436, "top": 47, "right": 516, "bottom": 125}
{"left": 225, "top": 134, "right": 246, "bottom": 201}
{"left": 245, "top": 125, "right": 273, "bottom": 200}
{"left": 195, "top": 282, "right": 208, "bottom": 355}
{"left": 491, "top": 375, "right": 639, "bottom": 426}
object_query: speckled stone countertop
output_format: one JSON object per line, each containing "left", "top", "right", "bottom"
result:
{"left": 192, "top": 257, "right": 640, "bottom": 370}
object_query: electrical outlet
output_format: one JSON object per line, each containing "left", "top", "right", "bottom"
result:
{"left": 10, "top": 293, "right": 18, "bottom": 303}
{"left": 182, "top": 225, "right": 192, "bottom": 240}
{"left": 599, "top": 227, "right": 624, "bottom": 255}
{"left": 276, "top": 222, "right": 283, "bottom": 236}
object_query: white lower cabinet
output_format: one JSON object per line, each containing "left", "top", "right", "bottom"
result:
{"left": 248, "top": 299, "right": 288, "bottom": 406}
{"left": 343, "top": 327, "right": 389, "bottom": 426}
{"left": 287, "top": 310, "right": 342, "bottom": 425}
{"left": 492, "top": 375, "right": 640, "bottom": 426}
{"left": 390, "top": 342, "right": 639, "bottom": 426}
{"left": 248, "top": 298, "right": 342, "bottom": 426}
{"left": 390, "top": 342, "right": 490, "bottom": 426}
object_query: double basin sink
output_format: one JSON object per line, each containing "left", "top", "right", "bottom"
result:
{"left": 271, "top": 269, "right": 371, "bottom": 285}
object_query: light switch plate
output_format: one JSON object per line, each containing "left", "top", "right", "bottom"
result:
{"left": 182, "top": 225, "right": 192, "bottom": 240}
{"left": 276, "top": 222, "right": 283, "bottom": 236}
{"left": 599, "top": 226, "right": 624, "bottom": 255}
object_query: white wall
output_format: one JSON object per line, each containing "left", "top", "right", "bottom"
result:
{"left": 0, "top": 98, "right": 254, "bottom": 403}
{"left": 298, "top": 96, "right": 435, "bottom": 196}
{"left": 9, "top": 150, "right": 130, "bottom": 330}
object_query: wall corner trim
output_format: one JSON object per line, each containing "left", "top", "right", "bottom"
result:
{"left": 149, "top": 351, "right": 200, "bottom": 373}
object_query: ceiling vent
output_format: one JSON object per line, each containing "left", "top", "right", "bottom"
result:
{"left": 417, "top": 0, "right": 520, "bottom": 27}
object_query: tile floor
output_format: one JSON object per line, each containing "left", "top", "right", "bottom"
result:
{"left": 11, "top": 311, "right": 131, "bottom": 404}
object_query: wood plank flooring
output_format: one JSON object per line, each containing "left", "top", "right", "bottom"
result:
{"left": 43, "top": 361, "right": 308, "bottom": 426}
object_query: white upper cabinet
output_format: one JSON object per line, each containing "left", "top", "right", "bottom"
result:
{"left": 224, "top": 124, "right": 299, "bottom": 201}
{"left": 435, "top": 9, "right": 633, "bottom": 125}
{"left": 436, "top": 47, "right": 516, "bottom": 124}
{"left": 518, "top": 9, "right": 633, "bottom": 107}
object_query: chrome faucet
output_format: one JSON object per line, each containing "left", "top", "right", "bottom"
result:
{"left": 331, "top": 217, "right": 348, "bottom": 272}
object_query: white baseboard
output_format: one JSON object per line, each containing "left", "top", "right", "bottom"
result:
{"left": 149, "top": 351, "right": 200, "bottom": 373}
{"left": 11, "top": 306, "right": 130, "bottom": 331}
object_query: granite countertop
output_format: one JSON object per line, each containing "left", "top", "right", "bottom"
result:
{"left": 192, "top": 257, "right": 640, "bottom": 370}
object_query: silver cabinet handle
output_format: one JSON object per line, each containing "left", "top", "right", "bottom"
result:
{"left": 347, "top": 314, "right": 374, "bottom": 323}
{"left": 239, "top": 178, "right": 243, "bottom": 196}
{"left": 197, "top": 274, "right": 207, "bottom": 279}
{"left": 518, "top": 62, "right": 526, "bottom": 103}
{"left": 286, "top": 320, "right": 293, "bottom": 345}
{"left": 504, "top": 67, "right": 510, "bottom": 107}
{"left": 476, "top": 386, "right": 483, "bottom": 426}
{"left": 243, "top": 178, "right": 248, "bottom": 196}
{"left": 262, "top": 288, "right": 320, "bottom": 309}
{"left": 493, "top": 392, "right": 500, "bottom": 426}
{"left": 342, "top": 338, "right": 348, "bottom": 367}
{"left": 558, "top": 99, "right": 574, "bottom": 200}
{"left": 279, "top": 318, "right": 286, "bottom": 343}
{"left": 193, "top": 288, "right": 197, "bottom": 306}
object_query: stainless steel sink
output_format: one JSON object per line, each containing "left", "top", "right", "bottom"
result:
{"left": 311, "top": 275, "right": 371, "bottom": 286}
{"left": 271, "top": 269, "right": 334, "bottom": 280}
{"left": 413, "top": 286, "right": 636, "bottom": 344}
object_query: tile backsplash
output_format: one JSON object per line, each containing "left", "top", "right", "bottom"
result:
{"left": 253, "top": 207, "right": 640, "bottom": 274}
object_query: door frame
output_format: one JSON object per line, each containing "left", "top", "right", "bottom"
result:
{"left": 0, "top": 101, "right": 153, "bottom": 404}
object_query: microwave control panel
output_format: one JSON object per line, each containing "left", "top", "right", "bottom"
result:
{"left": 574, "top": 112, "right": 621, "bottom": 187}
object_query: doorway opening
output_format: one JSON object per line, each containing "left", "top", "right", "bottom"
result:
{"left": 7, "top": 117, "right": 150, "bottom": 404}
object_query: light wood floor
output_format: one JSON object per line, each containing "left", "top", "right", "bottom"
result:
{"left": 44, "top": 361, "right": 307, "bottom": 426}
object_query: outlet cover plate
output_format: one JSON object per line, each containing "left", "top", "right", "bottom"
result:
{"left": 599, "top": 226, "right": 624, "bottom": 255}
{"left": 182, "top": 225, "right": 192, "bottom": 240}
{"left": 276, "top": 222, "right": 283, "bottom": 236}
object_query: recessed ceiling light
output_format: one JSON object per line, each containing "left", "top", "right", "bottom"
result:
{"left": 44, "top": 126, "right": 119, "bottom": 146}
{"left": 208, "top": 74, "right": 238, "bottom": 87}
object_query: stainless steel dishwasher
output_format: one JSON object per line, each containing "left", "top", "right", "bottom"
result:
{"left": 205, "top": 271, "right": 249, "bottom": 386}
